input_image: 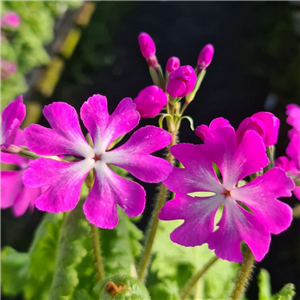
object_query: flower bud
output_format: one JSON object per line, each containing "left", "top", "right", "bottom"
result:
{"left": 166, "top": 65, "right": 197, "bottom": 98}
{"left": 1, "top": 12, "right": 21, "bottom": 28}
{"left": 166, "top": 56, "right": 180, "bottom": 73}
{"left": 133, "top": 86, "right": 167, "bottom": 118}
{"left": 236, "top": 112, "right": 280, "bottom": 147}
{"left": 138, "top": 32, "right": 156, "bottom": 59}
{"left": 197, "top": 44, "right": 214, "bottom": 72}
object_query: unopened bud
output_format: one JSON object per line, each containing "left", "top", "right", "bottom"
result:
{"left": 166, "top": 65, "right": 197, "bottom": 98}
{"left": 138, "top": 32, "right": 156, "bottom": 59}
{"left": 166, "top": 56, "right": 180, "bottom": 73}
{"left": 197, "top": 44, "right": 214, "bottom": 73}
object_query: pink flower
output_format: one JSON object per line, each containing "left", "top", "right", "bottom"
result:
{"left": 133, "top": 86, "right": 168, "bottom": 118}
{"left": 286, "top": 132, "right": 300, "bottom": 170}
{"left": 1, "top": 59, "right": 17, "bottom": 80}
{"left": 159, "top": 126, "right": 294, "bottom": 262}
{"left": 1, "top": 130, "right": 45, "bottom": 216}
{"left": 23, "top": 95, "right": 172, "bottom": 229}
{"left": 286, "top": 104, "right": 300, "bottom": 138}
{"left": 166, "top": 57, "right": 180, "bottom": 73}
{"left": 1, "top": 11, "right": 21, "bottom": 28}
{"left": 275, "top": 156, "right": 300, "bottom": 200}
{"left": 138, "top": 32, "right": 156, "bottom": 59}
{"left": 197, "top": 44, "right": 214, "bottom": 72}
{"left": 166, "top": 65, "right": 197, "bottom": 98}
{"left": 195, "top": 117, "right": 232, "bottom": 142}
{"left": 1, "top": 95, "right": 26, "bottom": 148}
{"left": 236, "top": 112, "right": 280, "bottom": 147}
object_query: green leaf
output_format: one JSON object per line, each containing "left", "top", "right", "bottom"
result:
{"left": 271, "top": 283, "right": 295, "bottom": 300}
{"left": 1, "top": 246, "right": 29, "bottom": 296}
{"left": 258, "top": 269, "right": 272, "bottom": 300}
{"left": 48, "top": 202, "right": 92, "bottom": 300}
{"left": 100, "top": 208, "right": 143, "bottom": 277}
{"left": 24, "top": 212, "right": 65, "bottom": 300}
{"left": 149, "top": 218, "right": 239, "bottom": 299}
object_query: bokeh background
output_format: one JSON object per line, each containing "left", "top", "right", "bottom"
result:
{"left": 1, "top": 1, "right": 300, "bottom": 299}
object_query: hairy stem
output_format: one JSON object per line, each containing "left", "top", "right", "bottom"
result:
{"left": 90, "top": 224, "right": 105, "bottom": 281}
{"left": 137, "top": 130, "right": 177, "bottom": 282}
{"left": 180, "top": 256, "right": 219, "bottom": 300}
{"left": 229, "top": 247, "right": 255, "bottom": 300}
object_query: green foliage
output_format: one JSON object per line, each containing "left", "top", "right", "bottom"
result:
{"left": 257, "top": 268, "right": 295, "bottom": 300}
{"left": 1, "top": 212, "right": 64, "bottom": 299}
{"left": 1, "top": 247, "right": 29, "bottom": 295}
{"left": 149, "top": 218, "right": 239, "bottom": 299}
{"left": 48, "top": 202, "right": 95, "bottom": 300}
{"left": 100, "top": 208, "right": 143, "bottom": 277}
{"left": 0, "top": 1, "right": 82, "bottom": 105}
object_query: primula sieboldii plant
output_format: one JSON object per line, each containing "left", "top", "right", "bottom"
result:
{"left": 1, "top": 32, "right": 299, "bottom": 300}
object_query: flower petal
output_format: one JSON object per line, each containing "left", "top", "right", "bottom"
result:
{"left": 23, "top": 158, "right": 93, "bottom": 213}
{"left": 286, "top": 132, "right": 300, "bottom": 170}
{"left": 24, "top": 102, "right": 93, "bottom": 157}
{"left": 205, "top": 127, "right": 268, "bottom": 189}
{"left": 83, "top": 162, "right": 146, "bottom": 229}
{"left": 164, "top": 143, "right": 223, "bottom": 194}
{"left": 80, "top": 95, "right": 140, "bottom": 153}
{"left": 1, "top": 129, "right": 28, "bottom": 167}
{"left": 208, "top": 198, "right": 270, "bottom": 262}
{"left": 103, "top": 126, "right": 172, "bottom": 182}
{"left": 1, "top": 95, "right": 25, "bottom": 148}
{"left": 13, "top": 186, "right": 41, "bottom": 217}
{"left": 159, "top": 193, "right": 223, "bottom": 246}
{"left": 231, "top": 168, "right": 294, "bottom": 234}
{"left": 0, "top": 170, "right": 23, "bottom": 209}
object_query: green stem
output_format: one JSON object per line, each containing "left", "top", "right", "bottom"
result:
{"left": 229, "top": 247, "right": 255, "bottom": 300}
{"left": 293, "top": 205, "right": 300, "bottom": 218}
{"left": 180, "top": 256, "right": 219, "bottom": 300}
{"left": 90, "top": 223, "right": 105, "bottom": 281}
{"left": 137, "top": 130, "right": 178, "bottom": 282}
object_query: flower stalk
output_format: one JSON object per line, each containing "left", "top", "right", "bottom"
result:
{"left": 137, "top": 128, "right": 178, "bottom": 282}
{"left": 228, "top": 247, "right": 255, "bottom": 300}
{"left": 180, "top": 256, "right": 219, "bottom": 300}
{"left": 90, "top": 223, "right": 105, "bottom": 281}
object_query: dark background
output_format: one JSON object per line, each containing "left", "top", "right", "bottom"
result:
{"left": 2, "top": 2, "right": 300, "bottom": 299}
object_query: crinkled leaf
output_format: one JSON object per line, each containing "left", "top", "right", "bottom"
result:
{"left": 48, "top": 202, "right": 93, "bottom": 300}
{"left": 1, "top": 246, "right": 29, "bottom": 296}
{"left": 272, "top": 283, "right": 295, "bottom": 300}
{"left": 100, "top": 208, "right": 143, "bottom": 277}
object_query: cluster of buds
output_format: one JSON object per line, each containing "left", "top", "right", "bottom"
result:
{"left": 136, "top": 32, "right": 215, "bottom": 121}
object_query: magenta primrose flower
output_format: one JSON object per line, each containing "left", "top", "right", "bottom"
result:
{"left": 159, "top": 125, "right": 294, "bottom": 262}
{"left": 166, "top": 65, "right": 197, "bottom": 98}
{"left": 286, "top": 104, "right": 300, "bottom": 138}
{"left": 1, "top": 130, "right": 45, "bottom": 216}
{"left": 236, "top": 112, "right": 280, "bottom": 147}
{"left": 275, "top": 156, "right": 300, "bottom": 201}
{"left": 23, "top": 95, "right": 172, "bottom": 229}
{"left": 166, "top": 56, "right": 180, "bottom": 73}
{"left": 1, "top": 11, "right": 21, "bottom": 28}
{"left": 197, "top": 44, "right": 214, "bottom": 72}
{"left": 1, "top": 95, "right": 25, "bottom": 148}
{"left": 1, "top": 59, "right": 17, "bottom": 80}
{"left": 133, "top": 86, "right": 168, "bottom": 118}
